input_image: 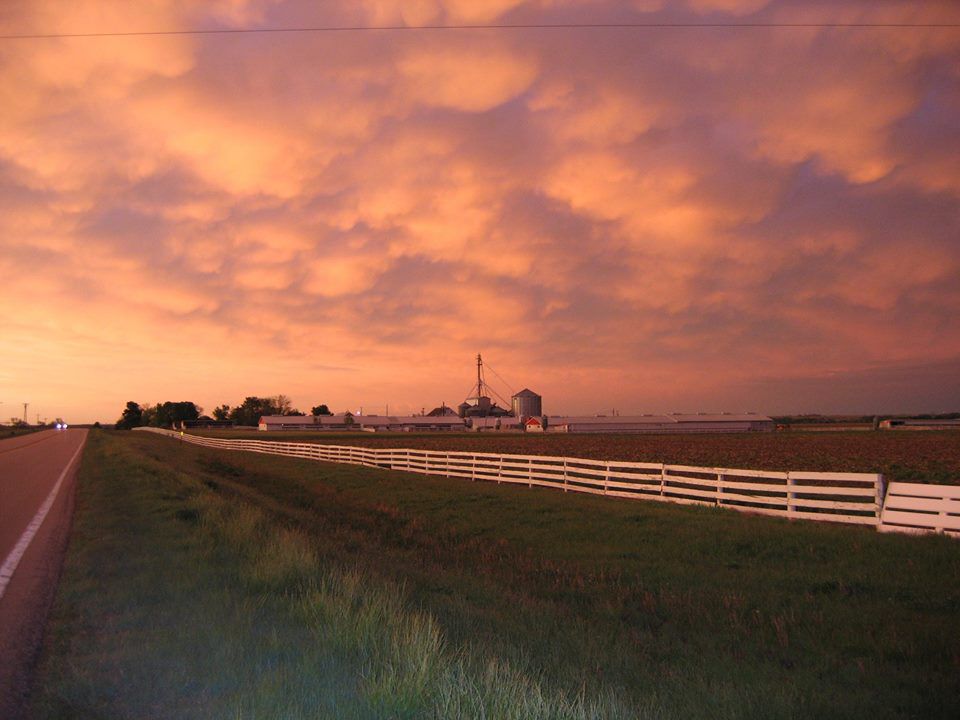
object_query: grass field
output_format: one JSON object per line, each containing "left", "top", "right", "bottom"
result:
{"left": 34, "top": 430, "right": 960, "bottom": 719}
{"left": 1, "top": 426, "right": 42, "bottom": 439}
{"left": 196, "top": 428, "right": 960, "bottom": 483}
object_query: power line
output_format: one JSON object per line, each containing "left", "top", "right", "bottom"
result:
{"left": 484, "top": 361, "right": 517, "bottom": 399}
{"left": 1, "top": 22, "right": 959, "bottom": 40}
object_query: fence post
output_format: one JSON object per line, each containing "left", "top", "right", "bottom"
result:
{"left": 660, "top": 465, "right": 666, "bottom": 497}
{"left": 875, "top": 473, "right": 885, "bottom": 524}
{"left": 787, "top": 472, "right": 796, "bottom": 518}
{"left": 716, "top": 472, "right": 723, "bottom": 506}
{"left": 529, "top": 458, "right": 533, "bottom": 488}
{"left": 605, "top": 462, "right": 610, "bottom": 495}
{"left": 497, "top": 456, "right": 503, "bottom": 484}
{"left": 934, "top": 485, "right": 945, "bottom": 532}
{"left": 563, "top": 459, "right": 568, "bottom": 492}
{"left": 471, "top": 454, "right": 476, "bottom": 482}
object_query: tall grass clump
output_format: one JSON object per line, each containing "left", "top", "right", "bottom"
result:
{"left": 296, "top": 571, "right": 640, "bottom": 720}
{"left": 189, "top": 477, "right": 641, "bottom": 718}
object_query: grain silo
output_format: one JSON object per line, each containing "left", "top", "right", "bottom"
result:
{"left": 511, "top": 388, "right": 542, "bottom": 419}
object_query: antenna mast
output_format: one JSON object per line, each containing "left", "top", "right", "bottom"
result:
{"left": 476, "top": 353, "right": 483, "bottom": 397}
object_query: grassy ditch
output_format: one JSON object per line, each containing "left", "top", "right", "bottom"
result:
{"left": 35, "top": 430, "right": 960, "bottom": 719}
{"left": 32, "top": 431, "right": 635, "bottom": 719}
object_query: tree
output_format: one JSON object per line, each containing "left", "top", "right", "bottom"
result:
{"left": 140, "top": 403, "right": 157, "bottom": 427}
{"left": 212, "top": 404, "right": 231, "bottom": 422}
{"left": 154, "top": 401, "right": 201, "bottom": 428}
{"left": 229, "top": 397, "right": 278, "bottom": 427}
{"left": 311, "top": 404, "right": 332, "bottom": 416}
{"left": 274, "top": 394, "right": 293, "bottom": 416}
{"left": 116, "top": 401, "right": 143, "bottom": 430}
{"left": 224, "top": 395, "right": 300, "bottom": 425}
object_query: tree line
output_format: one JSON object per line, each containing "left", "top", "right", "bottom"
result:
{"left": 115, "top": 396, "right": 332, "bottom": 429}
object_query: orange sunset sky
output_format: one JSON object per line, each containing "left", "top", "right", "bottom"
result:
{"left": 1, "top": 0, "right": 959, "bottom": 424}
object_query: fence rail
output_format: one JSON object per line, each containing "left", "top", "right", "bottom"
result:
{"left": 879, "top": 482, "right": 960, "bottom": 536}
{"left": 136, "top": 427, "right": 890, "bottom": 527}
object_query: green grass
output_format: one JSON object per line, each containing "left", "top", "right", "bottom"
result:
{"left": 32, "top": 431, "right": 636, "bottom": 719}
{"left": 34, "top": 430, "right": 960, "bottom": 718}
{"left": 1, "top": 425, "right": 43, "bottom": 439}
{"left": 32, "top": 432, "right": 363, "bottom": 718}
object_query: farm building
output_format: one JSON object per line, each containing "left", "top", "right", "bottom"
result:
{"left": 458, "top": 354, "right": 514, "bottom": 418}
{"left": 426, "top": 404, "right": 459, "bottom": 417}
{"left": 177, "top": 416, "right": 234, "bottom": 430}
{"left": 259, "top": 414, "right": 354, "bottom": 431}
{"left": 534, "top": 413, "right": 774, "bottom": 434}
{"left": 258, "top": 414, "right": 466, "bottom": 432}
{"left": 511, "top": 389, "right": 542, "bottom": 419}
{"left": 361, "top": 415, "right": 467, "bottom": 432}
{"left": 525, "top": 416, "right": 546, "bottom": 432}
{"left": 458, "top": 399, "right": 512, "bottom": 418}
{"left": 880, "top": 418, "right": 960, "bottom": 430}
{"left": 470, "top": 416, "right": 523, "bottom": 432}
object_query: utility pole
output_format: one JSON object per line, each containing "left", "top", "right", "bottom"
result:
{"left": 23, "top": 402, "right": 29, "bottom": 424}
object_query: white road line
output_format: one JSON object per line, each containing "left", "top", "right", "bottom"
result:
{"left": 0, "top": 438, "right": 85, "bottom": 602}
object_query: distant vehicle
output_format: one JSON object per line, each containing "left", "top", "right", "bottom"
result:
{"left": 55, "top": 422, "right": 68, "bottom": 430}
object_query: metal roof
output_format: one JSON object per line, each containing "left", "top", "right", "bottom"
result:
{"left": 260, "top": 414, "right": 465, "bottom": 426}
{"left": 669, "top": 413, "right": 773, "bottom": 423}
{"left": 384, "top": 416, "right": 465, "bottom": 425}
{"left": 260, "top": 414, "right": 350, "bottom": 424}
{"left": 471, "top": 416, "right": 521, "bottom": 427}
{"left": 548, "top": 414, "right": 772, "bottom": 425}
{"left": 549, "top": 415, "right": 676, "bottom": 425}
{"left": 512, "top": 388, "right": 540, "bottom": 398}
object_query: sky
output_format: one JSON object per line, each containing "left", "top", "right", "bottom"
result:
{"left": 1, "top": 0, "right": 959, "bottom": 424}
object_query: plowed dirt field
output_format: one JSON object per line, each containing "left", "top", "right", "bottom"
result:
{"left": 198, "top": 430, "right": 960, "bottom": 483}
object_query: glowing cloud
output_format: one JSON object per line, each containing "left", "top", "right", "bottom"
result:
{"left": 1, "top": 0, "right": 958, "bottom": 423}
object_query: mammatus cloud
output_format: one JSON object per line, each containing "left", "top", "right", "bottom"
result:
{"left": 1, "top": 0, "right": 958, "bottom": 423}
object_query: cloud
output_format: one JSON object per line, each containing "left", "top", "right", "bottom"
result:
{"left": 397, "top": 41, "right": 539, "bottom": 112}
{"left": 304, "top": 253, "right": 391, "bottom": 297}
{"left": 686, "top": 0, "right": 770, "bottom": 15}
{"left": 1, "top": 0, "right": 958, "bottom": 422}
{"left": 361, "top": 0, "right": 528, "bottom": 25}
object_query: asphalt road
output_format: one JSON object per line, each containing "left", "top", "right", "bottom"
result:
{"left": 0, "top": 429, "right": 87, "bottom": 720}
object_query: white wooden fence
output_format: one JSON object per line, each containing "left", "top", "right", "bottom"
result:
{"left": 879, "top": 482, "right": 960, "bottom": 536}
{"left": 136, "top": 427, "right": 889, "bottom": 527}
